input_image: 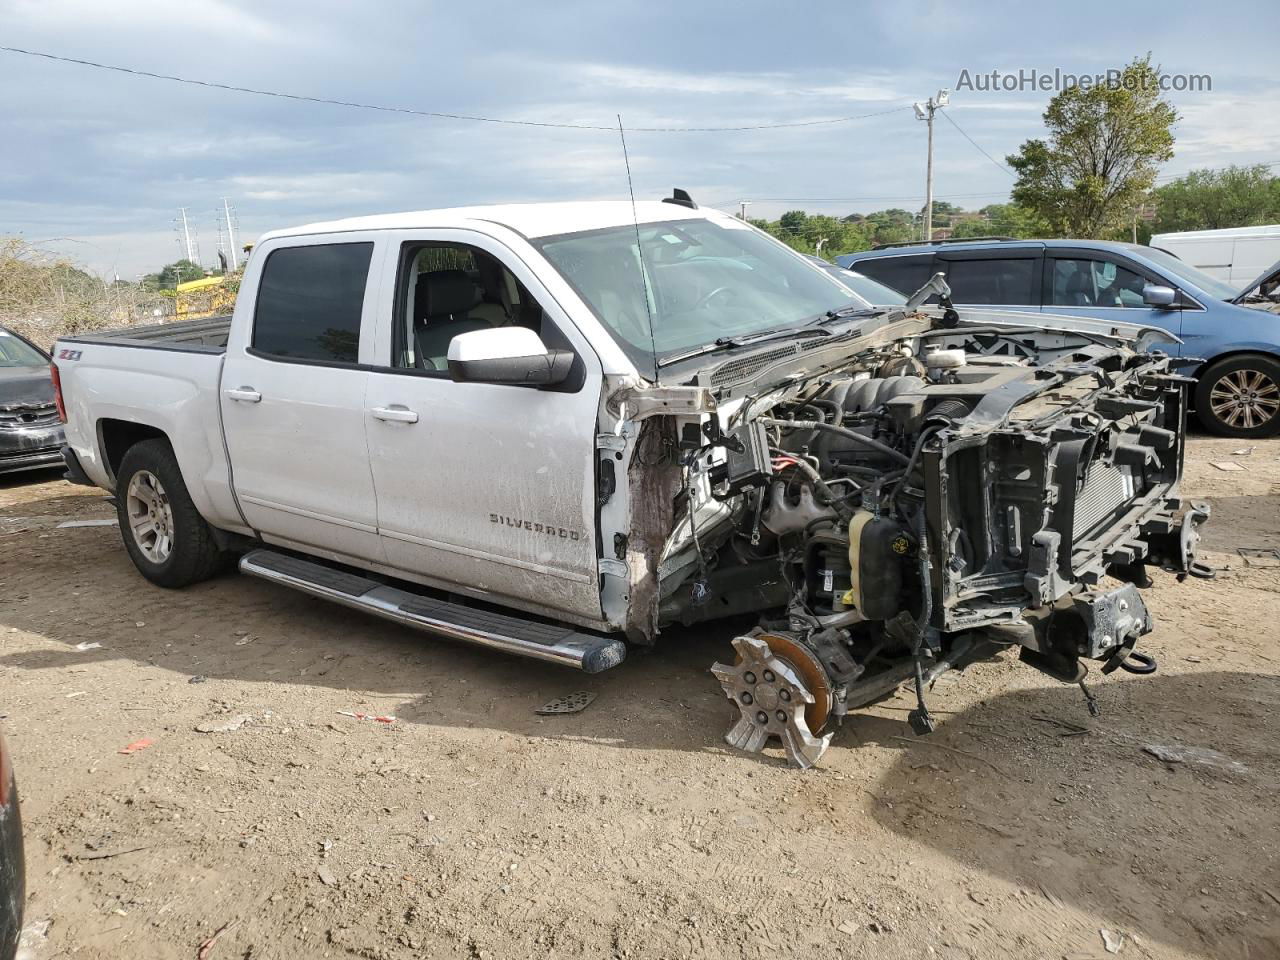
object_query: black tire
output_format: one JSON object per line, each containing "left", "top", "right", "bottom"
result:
{"left": 115, "top": 438, "right": 223, "bottom": 588}
{"left": 1195, "top": 353, "right": 1280, "bottom": 438}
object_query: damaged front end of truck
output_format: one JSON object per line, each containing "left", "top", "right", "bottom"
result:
{"left": 603, "top": 298, "right": 1210, "bottom": 768}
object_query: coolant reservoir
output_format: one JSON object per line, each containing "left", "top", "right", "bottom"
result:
{"left": 844, "top": 511, "right": 907, "bottom": 621}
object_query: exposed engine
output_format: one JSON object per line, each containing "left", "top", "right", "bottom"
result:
{"left": 657, "top": 333, "right": 1209, "bottom": 767}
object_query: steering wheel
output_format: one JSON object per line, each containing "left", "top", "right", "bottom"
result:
{"left": 693, "top": 285, "right": 735, "bottom": 311}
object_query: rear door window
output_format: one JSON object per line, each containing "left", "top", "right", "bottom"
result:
{"left": 853, "top": 255, "right": 934, "bottom": 297}
{"left": 253, "top": 242, "right": 375, "bottom": 364}
{"left": 941, "top": 257, "right": 1037, "bottom": 305}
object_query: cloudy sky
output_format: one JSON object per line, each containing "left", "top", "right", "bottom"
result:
{"left": 2, "top": 0, "right": 1276, "bottom": 277}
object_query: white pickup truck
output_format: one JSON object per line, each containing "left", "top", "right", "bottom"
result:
{"left": 53, "top": 194, "right": 1209, "bottom": 766}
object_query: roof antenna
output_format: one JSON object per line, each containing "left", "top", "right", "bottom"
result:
{"left": 617, "top": 114, "right": 660, "bottom": 382}
{"left": 663, "top": 188, "right": 698, "bottom": 209}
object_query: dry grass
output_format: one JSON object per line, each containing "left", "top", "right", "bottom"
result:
{"left": 0, "top": 236, "right": 177, "bottom": 350}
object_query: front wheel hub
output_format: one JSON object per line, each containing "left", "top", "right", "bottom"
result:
{"left": 711, "top": 632, "right": 833, "bottom": 769}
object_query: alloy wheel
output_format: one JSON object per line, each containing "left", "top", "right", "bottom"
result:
{"left": 1208, "top": 368, "right": 1280, "bottom": 431}
{"left": 126, "top": 469, "right": 175, "bottom": 564}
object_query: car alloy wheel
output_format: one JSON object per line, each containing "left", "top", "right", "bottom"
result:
{"left": 126, "top": 469, "right": 175, "bottom": 564}
{"left": 1208, "top": 367, "right": 1280, "bottom": 432}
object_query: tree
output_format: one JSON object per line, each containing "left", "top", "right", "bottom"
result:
{"left": 949, "top": 203, "right": 1050, "bottom": 239}
{"left": 1153, "top": 164, "right": 1280, "bottom": 233}
{"left": 1007, "top": 55, "right": 1176, "bottom": 238}
{"left": 751, "top": 214, "right": 806, "bottom": 253}
{"left": 776, "top": 210, "right": 807, "bottom": 231}
{"left": 829, "top": 220, "right": 873, "bottom": 257}
{"left": 143, "top": 259, "right": 205, "bottom": 290}
{"left": 860, "top": 208, "right": 916, "bottom": 247}
{"left": 794, "top": 214, "right": 836, "bottom": 255}
{"left": 864, "top": 208, "right": 914, "bottom": 231}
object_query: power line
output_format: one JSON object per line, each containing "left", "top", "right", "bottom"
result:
{"left": 937, "top": 109, "right": 1280, "bottom": 185}
{"left": 628, "top": 104, "right": 910, "bottom": 133}
{"left": 723, "top": 160, "right": 1280, "bottom": 209}
{"left": 1152, "top": 159, "right": 1280, "bottom": 182}
{"left": 939, "top": 110, "right": 1013, "bottom": 176}
{"left": 0, "top": 45, "right": 610, "bottom": 129}
{"left": 0, "top": 45, "right": 912, "bottom": 133}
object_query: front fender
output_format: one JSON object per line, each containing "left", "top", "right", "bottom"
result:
{"left": 1176, "top": 303, "right": 1280, "bottom": 371}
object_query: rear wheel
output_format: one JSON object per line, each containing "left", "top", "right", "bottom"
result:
{"left": 115, "top": 439, "right": 223, "bottom": 587}
{"left": 1196, "top": 354, "right": 1280, "bottom": 438}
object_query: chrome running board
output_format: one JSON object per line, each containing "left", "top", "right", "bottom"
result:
{"left": 239, "top": 548, "right": 625, "bottom": 673}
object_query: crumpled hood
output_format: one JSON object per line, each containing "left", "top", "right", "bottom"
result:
{"left": 0, "top": 366, "right": 55, "bottom": 410}
{"left": 1232, "top": 258, "right": 1280, "bottom": 303}
{"left": 921, "top": 305, "right": 1182, "bottom": 352}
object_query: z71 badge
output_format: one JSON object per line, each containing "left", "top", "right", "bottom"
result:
{"left": 57, "top": 348, "right": 82, "bottom": 361}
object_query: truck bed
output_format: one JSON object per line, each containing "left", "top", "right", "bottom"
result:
{"left": 64, "top": 315, "right": 231, "bottom": 353}
{"left": 53, "top": 315, "right": 239, "bottom": 528}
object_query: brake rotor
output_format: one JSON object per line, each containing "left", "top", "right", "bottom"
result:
{"left": 759, "top": 631, "right": 833, "bottom": 733}
{"left": 710, "top": 632, "right": 834, "bottom": 769}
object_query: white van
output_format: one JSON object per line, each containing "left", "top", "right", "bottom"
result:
{"left": 1151, "top": 224, "right": 1280, "bottom": 287}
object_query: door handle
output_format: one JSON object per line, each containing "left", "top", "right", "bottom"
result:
{"left": 370, "top": 405, "right": 419, "bottom": 424}
{"left": 225, "top": 387, "right": 262, "bottom": 403}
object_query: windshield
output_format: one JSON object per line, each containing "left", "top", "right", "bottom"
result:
{"left": 815, "top": 262, "right": 908, "bottom": 306}
{"left": 1135, "top": 245, "right": 1239, "bottom": 300}
{"left": 0, "top": 329, "right": 48, "bottom": 367}
{"left": 533, "top": 218, "right": 862, "bottom": 372}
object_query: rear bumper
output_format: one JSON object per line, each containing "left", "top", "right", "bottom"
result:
{"left": 61, "top": 444, "right": 94, "bottom": 486}
{"left": 0, "top": 422, "right": 65, "bottom": 475}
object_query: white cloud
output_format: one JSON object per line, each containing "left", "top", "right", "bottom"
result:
{"left": 7, "top": 0, "right": 293, "bottom": 44}
{"left": 574, "top": 63, "right": 906, "bottom": 103}
{"left": 225, "top": 171, "right": 399, "bottom": 203}
{"left": 1175, "top": 98, "right": 1280, "bottom": 162}
{"left": 951, "top": 101, "right": 1045, "bottom": 113}
{"left": 98, "top": 130, "right": 319, "bottom": 161}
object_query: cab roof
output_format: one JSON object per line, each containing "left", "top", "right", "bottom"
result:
{"left": 260, "top": 200, "right": 722, "bottom": 244}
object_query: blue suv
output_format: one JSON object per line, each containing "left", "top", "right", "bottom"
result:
{"left": 837, "top": 239, "right": 1280, "bottom": 437}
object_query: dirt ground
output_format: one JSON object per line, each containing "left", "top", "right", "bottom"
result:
{"left": 1, "top": 434, "right": 1278, "bottom": 960}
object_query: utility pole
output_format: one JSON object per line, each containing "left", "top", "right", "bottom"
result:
{"left": 913, "top": 89, "right": 950, "bottom": 242}
{"left": 177, "top": 207, "right": 195, "bottom": 263}
{"left": 738, "top": 200, "right": 751, "bottom": 221}
{"left": 222, "top": 198, "right": 239, "bottom": 270}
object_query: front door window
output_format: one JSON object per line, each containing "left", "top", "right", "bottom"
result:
{"left": 1050, "top": 258, "right": 1150, "bottom": 308}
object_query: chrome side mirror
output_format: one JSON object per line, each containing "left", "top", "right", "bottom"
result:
{"left": 1142, "top": 283, "right": 1177, "bottom": 308}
